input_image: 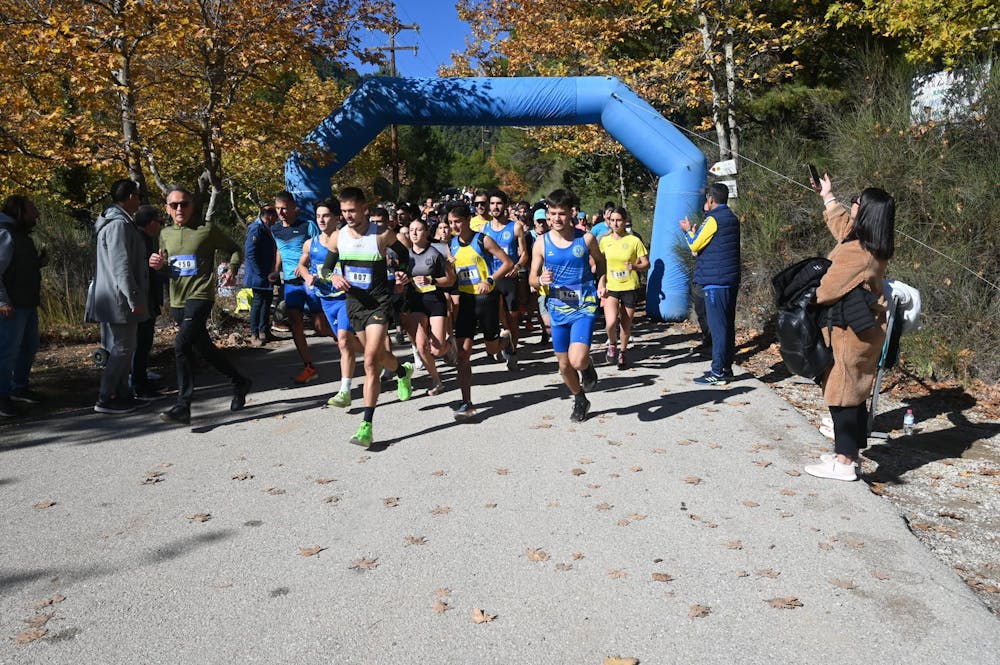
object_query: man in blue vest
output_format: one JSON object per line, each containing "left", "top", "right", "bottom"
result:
{"left": 680, "top": 182, "right": 740, "bottom": 385}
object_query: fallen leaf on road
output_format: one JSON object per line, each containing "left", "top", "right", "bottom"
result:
{"left": 785, "top": 470, "right": 801, "bottom": 477}
{"left": 937, "top": 511, "right": 964, "bottom": 520}
{"left": 596, "top": 502, "right": 613, "bottom": 511}
{"left": 735, "top": 570, "right": 749, "bottom": 577}
{"left": 630, "top": 466, "right": 643, "bottom": 472}
{"left": 143, "top": 471, "right": 166, "bottom": 485}
{"left": 608, "top": 569, "right": 628, "bottom": 579}
{"left": 726, "top": 540, "right": 743, "bottom": 550}
{"left": 13, "top": 628, "right": 46, "bottom": 644}
{"left": 349, "top": 557, "right": 379, "bottom": 571}
{"left": 630, "top": 513, "right": 647, "bottom": 521}
{"left": 779, "top": 489, "right": 796, "bottom": 496}
{"left": 708, "top": 442, "right": 722, "bottom": 449}
{"left": 431, "top": 506, "right": 452, "bottom": 515}
{"left": 231, "top": 473, "right": 254, "bottom": 481}
{"left": 526, "top": 548, "right": 550, "bottom": 562}
{"left": 571, "top": 468, "right": 586, "bottom": 476}
{"left": 186, "top": 513, "right": 211, "bottom": 522}
{"left": 617, "top": 518, "right": 631, "bottom": 527}
{"left": 872, "top": 570, "right": 890, "bottom": 580}
{"left": 405, "top": 536, "right": 427, "bottom": 546}
{"left": 383, "top": 497, "right": 400, "bottom": 508}
{"left": 555, "top": 563, "right": 573, "bottom": 571}
{"left": 571, "top": 552, "right": 585, "bottom": 560}
{"left": 548, "top": 501, "right": 560, "bottom": 507}
{"left": 432, "top": 599, "right": 451, "bottom": 613}
{"left": 323, "top": 495, "right": 340, "bottom": 504}
{"left": 683, "top": 476, "right": 702, "bottom": 485}
{"left": 484, "top": 503, "right": 497, "bottom": 509}
{"left": 472, "top": 608, "right": 496, "bottom": 624}
{"left": 653, "top": 448, "right": 667, "bottom": 454}
{"left": 298, "top": 546, "right": 326, "bottom": 557}
{"left": 435, "top": 588, "right": 451, "bottom": 596}
{"left": 756, "top": 568, "right": 780, "bottom": 578}
{"left": 651, "top": 573, "right": 674, "bottom": 582}
{"left": 604, "top": 657, "right": 640, "bottom": 665}
{"left": 496, "top": 468, "right": 510, "bottom": 475}
{"left": 979, "top": 467, "right": 1000, "bottom": 476}
{"left": 830, "top": 578, "right": 857, "bottom": 590}
{"left": 263, "top": 486, "right": 286, "bottom": 495}
{"left": 753, "top": 460, "right": 772, "bottom": 468}
{"left": 689, "top": 604, "right": 711, "bottom": 618}
{"left": 431, "top": 470, "right": 447, "bottom": 477}
{"left": 767, "top": 597, "right": 803, "bottom": 609}
{"left": 23, "top": 613, "right": 54, "bottom": 629}
{"left": 742, "top": 501, "right": 760, "bottom": 508}
{"left": 750, "top": 444, "right": 774, "bottom": 452}
{"left": 609, "top": 473, "right": 621, "bottom": 478}
{"left": 818, "top": 541, "right": 833, "bottom": 551}
{"left": 315, "top": 478, "right": 336, "bottom": 484}
{"left": 586, "top": 483, "right": 602, "bottom": 489}
{"left": 869, "top": 482, "right": 887, "bottom": 496}
{"left": 32, "top": 500, "right": 56, "bottom": 509}
{"left": 33, "top": 594, "right": 65, "bottom": 609}
{"left": 530, "top": 422, "right": 553, "bottom": 429}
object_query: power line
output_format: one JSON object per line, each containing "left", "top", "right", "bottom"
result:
{"left": 366, "top": 23, "right": 418, "bottom": 200}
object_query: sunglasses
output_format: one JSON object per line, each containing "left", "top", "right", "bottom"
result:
{"left": 474, "top": 201, "right": 487, "bottom": 207}
{"left": 850, "top": 196, "right": 859, "bottom": 206}
{"left": 167, "top": 200, "right": 192, "bottom": 210}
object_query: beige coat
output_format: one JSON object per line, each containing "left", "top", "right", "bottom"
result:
{"left": 816, "top": 205, "right": 888, "bottom": 407}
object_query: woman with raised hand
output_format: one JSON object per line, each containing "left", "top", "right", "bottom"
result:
{"left": 806, "top": 174, "right": 895, "bottom": 481}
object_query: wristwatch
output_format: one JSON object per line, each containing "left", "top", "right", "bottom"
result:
{"left": 486, "top": 276, "right": 495, "bottom": 286}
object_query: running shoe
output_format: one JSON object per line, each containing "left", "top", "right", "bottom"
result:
{"left": 570, "top": 394, "right": 591, "bottom": 422}
{"left": 327, "top": 390, "right": 351, "bottom": 408}
{"left": 159, "top": 405, "right": 191, "bottom": 425}
{"left": 617, "top": 349, "right": 627, "bottom": 370}
{"left": 94, "top": 398, "right": 137, "bottom": 415}
{"left": 426, "top": 382, "right": 444, "bottom": 397}
{"left": 231, "top": 378, "right": 252, "bottom": 411}
{"left": 10, "top": 388, "right": 44, "bottom": 404}
{"left": 0, "top": 396, "right": 23, "bottom": 418}
{"left": 581, "top": 362, "right": 598, "bottom": 392}
{"left": 606, "top": 345, "right": 617, "bottom": 365}
{"left": 293, "top": 364, "right": 318, "bottom": 385}
{"left": 693, "top": 371, "right": 733, "bottom": 386}
{"left": 350, "top": 421, "right": 373, "bottom": 447}
{"left": 453, "top": 401, "right": 477, "bottom": 421}
{"left": 397, "top": 362, "right": 414, "bottom": 401}
{"left": 505, "top": 346, "right": 518, "bottom": 372}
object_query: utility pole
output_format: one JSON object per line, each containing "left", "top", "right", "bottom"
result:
{"left": 367, "top": 23, "right": 418, "bottom": 201}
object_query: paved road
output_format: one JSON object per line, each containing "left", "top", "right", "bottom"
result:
{"left": 2, "top": 325, "right": 997, "bottom": 664}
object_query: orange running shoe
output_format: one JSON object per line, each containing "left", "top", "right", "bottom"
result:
{"left": 293, "top": 364, "right": 318, "bottom": 385}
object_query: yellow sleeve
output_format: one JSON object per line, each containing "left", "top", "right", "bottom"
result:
{"left": 688, "top": 216, "right": 718, "bottom": 254}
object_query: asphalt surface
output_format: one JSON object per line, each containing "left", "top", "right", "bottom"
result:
{"left": 2, "top": 324, "right": 997, "bottom": 664}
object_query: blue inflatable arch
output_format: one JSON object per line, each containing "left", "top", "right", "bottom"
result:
{"left": 285, "top": 76, "right": 706, "bottom": 321}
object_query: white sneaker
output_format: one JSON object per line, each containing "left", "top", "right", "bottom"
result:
{"left": 820, "top": 453, "right": 859, "bottom": 466}
{"left": 819, "top": 424, "right": 835, "bottom": 439}
{"left": 411, "top": 346, "right": 425, "bottom": 371}
{"left": 804, "top": 459, "right": 859, "bottom": 481}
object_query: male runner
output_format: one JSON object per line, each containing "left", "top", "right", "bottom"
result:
{"left": 529, "top": 189, "right": 603, "bottom": 422}
{"left": 322, "top": 187, "right": 413, "bottom": 447}
{"left": 481, "top": 189, "right": 527, "bottom": 369}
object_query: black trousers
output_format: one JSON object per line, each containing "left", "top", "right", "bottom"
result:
{"left": 830, "top": 403, "right": 868, "bottom": 458}
{"left": 172, "top": 299, "right": 243, "bottom": 410}
{"left": 131, "top": 317, "right": 156, "bottom": 392}
{"left": 249, "top": 288, "right": 273, "bottom": 336}
{"left": 692, "top": 283, "right": 711, "bottom": 345}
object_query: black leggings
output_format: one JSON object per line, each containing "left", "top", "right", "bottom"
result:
{"left": 830, "top": 404, "right": 868, "bottom": 458}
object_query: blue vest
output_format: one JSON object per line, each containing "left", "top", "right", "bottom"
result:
{"left": 694, "top": 204, "right": 741, "bottom": 287}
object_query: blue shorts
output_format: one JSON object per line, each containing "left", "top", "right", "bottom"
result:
{"left": 284, "top": 282, "right": 321, "bottom": 312}
{"left": 550, "top": 315, "right": 595, "bottom": 354}
{"left": 320, "top": 297, "right": 353, "bottom": 335}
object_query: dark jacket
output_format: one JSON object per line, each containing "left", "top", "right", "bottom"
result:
{"left": 693, "top": 204, "right": 741, "bottom": 287}
{"left": 244, "top": 218, "right": 276, "bottom": 290}
{"left": 0, "top": 211, "right": 42, "bottom": 308}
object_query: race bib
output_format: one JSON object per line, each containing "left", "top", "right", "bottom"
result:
{"left": 611, "top": 269, "right": 629, "bottom": 280}
{"left": 457, "top": 266, "right": 481, "bottom": 287}
{"left": 169, "top": 254, "right": 197, "bottom": 277}
{"left": 552, "top": 285, "right": 581, "bottom": 306}
{"left": 345, "top": 266, "right": 373, "bottom": 289}
{"left": 416, "top": 281, "right": 437, "bottom": 294}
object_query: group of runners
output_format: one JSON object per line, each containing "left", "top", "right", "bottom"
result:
{"left": 263, "top": 185, "right": 651, "bottom": 448}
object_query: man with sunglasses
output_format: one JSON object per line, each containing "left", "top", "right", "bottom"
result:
{"left": 151, "top": 186, "right": 251, "bottom": 425}
{"left": 469, "top": 192, "right": 490, "bottom": 232}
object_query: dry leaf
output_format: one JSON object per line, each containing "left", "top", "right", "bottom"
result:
{"left": 484, "top": 503, "right": 497, "bottom": 509}
{"left": 472, "top": 608, "right": 496, "bottom": 624}
{"left": 689, "top": 604, "right": 711, "bottom": 618}
{"left": 683, "top": 476, "right": 702, "bottom": 485}
{"left": 596, "top": 502, "right": 613, "bottom": 511}
{"left": 432, "top": 599, "right": 451, "bottom": 613}
{"left": 571, "top": 552, "right": 585, "bottom": 560}
{"left": 32, "top": 500, "right": 56, "bottom": 509}
{"left": 435, "top": 588, "right": 451, "bottom": 596}
{"left": 571, "top": 468, "right": 587, "bottom": 476}
{"left": 630, "top": 513, "right": 647, "bottom": 521}
{"left": 818, "top": 541, "right": 833, "bottom": 551}
{"left": 756, "top": 568, "right": 781, "bottom": 578}
{"left": 869, "top": 482, "right": 887, "bottom": 496}
{"left": 726, "top": 540, "right": 743, "bottom": 550}
{"left": 653, "top": 448, "right": 667, "bottom": 454}
{"left": 23, "top": 613, "right": 54, "bottom": 629}
{"left": 651, "top": 572, "right": 674, "bottom": 583}
{"left": 530, "top": 422, "right": 553, "bottom": 429}
{"left": 231, "top": 473, "right": 254, "bottom": 481}
{"left": 405, "top": 535, "right": 427, "bottom": 546}
{"left": 785, "top": 470, "right": 801, "bottom": 477}
{"left": 609, "top": 473, "right": 621, "bottom": 478}
{"left": 323, "top": 495, "right": 340, "bottom": 504}
{"left": 357, "top": 455, "right": 370, "bottom": 464}
{"left": 186, "top": 513, "right": 211, "bottom": 522}
{"left": 742, "top": 501, "right": 760, "bottom": 508}
{"left": 779, "top": 511, "right": 794, "bottom": 518}
{"left": 779, "top": 489, "right": 796, "bottom": 496}
{"left": 314, "top": 478, "right": 336, "bottom": 484}
{"left": 383, "top": 497, "right": 400, "bottom": 508}
{"left": 555, "top": 563, "right": 573, "bottom": 571}
{"left": 13, "top": 628, "right": 47, "bottom": 644}
{"left": 604, "top": 658, "right": 640, "bottom": 665}
{"left": 753, "top": 460, "right": 773, "bottom": 468}
{"left": 979, "top": 467, "right": 1000, "bottom": 476}
{"left": 617, "top": 518, "right": 631, "bottom": 527}
{"left": 608, "top": 569, "right": 628, "bottom": 579}
{"left": 750, "top": 444, "right": 774, "bottom": 452}
{"left": 349, "top": 557, "right": 379, "bottom": 571}
{"left": 33, "top": 594, "right": 65, "bottom": 609}
{"left": 735, "top": 570, "right": 749, "bottom": 577}
{"left": 263, "top": 486, "right": 286, "bottom": 495}
{"left": 431, "top": 505, "right": 452, "bottom": 515}
{"left": 578, "top": 457, "right": 594, "bottom": 465}
{"left": 526, "top": 548, "right": 550, "bottom": 562}
{"left": 496, "top": 468, "right": 510, "bottom": 476}
{"left": 431, "top": 470, "right": 447, "bottom": 477}
{"left": 872, "top": 570, "right": 890, "bottom": 580}
{"left": 767, "top": 597, "right": 803, "bottom": 609}
{"left": 937, "top": 511, "right": 964, "bottom": 520}
{"left": 830, "top": 578, "right": 857, "bottom": 590}
{"left": 585, "top": 483, "right": 602, "bottom": 489}
{"left": 548, "top": 501, "right": 560, "bottom": 508}
{"left": 630, "top": 466, "right": 643, "bottom": 472}
{"left": 298, "top": 546, "right": 326, "bottom": 557}
{"left": 142, "top": 471, "right": 166, "bottom": 485}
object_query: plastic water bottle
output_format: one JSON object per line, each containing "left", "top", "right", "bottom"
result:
{"left": 903, "top": 409, "right": 915, "bottom": 436}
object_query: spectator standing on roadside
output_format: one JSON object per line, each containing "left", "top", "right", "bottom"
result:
{"left": 0, "top": 195, "right": 43, "bottom": 418}
{"left": 151, "top": 186, "right": 251, "bottom": 426}
{"left": 131, "top": 204, "right": 165, "bottom": 399}
{"left": 244, "top": 205, "right": 278, "bottom": 347}
{"left": 87, "top": 179, "right": 150, "bottom": 415}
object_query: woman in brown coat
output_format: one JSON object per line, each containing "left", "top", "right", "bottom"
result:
{"left": 805, "top": 174, "right": 895, "bottom": 481}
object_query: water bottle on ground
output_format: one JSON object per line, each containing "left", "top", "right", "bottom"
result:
{"left": 903, "top": 409, "right": 915, "bottom": 436}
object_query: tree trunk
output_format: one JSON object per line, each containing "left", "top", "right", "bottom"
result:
{"left": 617, "top": 154, "right": 627, "bottom": 206}
{"left": 723, "top": 26, "right": 739, "bottom": 164}
{"left": 697, "top": 6, "right": 731, "bottom": 162}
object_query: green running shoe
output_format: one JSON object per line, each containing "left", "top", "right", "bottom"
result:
{"left": 350, "top": 421, "right": 373, "bottom": 447}
{"left": 396, "top": 362, "right": 414, "bottom": 401}
{"left": 327, "top": 390, "right": 351, "bottom": 408}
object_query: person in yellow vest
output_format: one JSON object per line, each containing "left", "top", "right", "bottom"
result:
{"left": 597, "top": 207, "right": 649, "bottom": 370}
{"left": 447, "top": 203, "right": 514, "bottom": 420}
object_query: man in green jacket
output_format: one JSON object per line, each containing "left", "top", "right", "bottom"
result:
{"left": 150, "top": 185, "right": 251, "bottom": 425}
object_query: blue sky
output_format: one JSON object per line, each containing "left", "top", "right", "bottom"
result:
{"left": 352, "top": 0, "right": 473, "bottom": 77}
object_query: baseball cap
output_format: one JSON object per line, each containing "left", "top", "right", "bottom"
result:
{"left": 533, "top": 208, "right": 547, "bottom": 221}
